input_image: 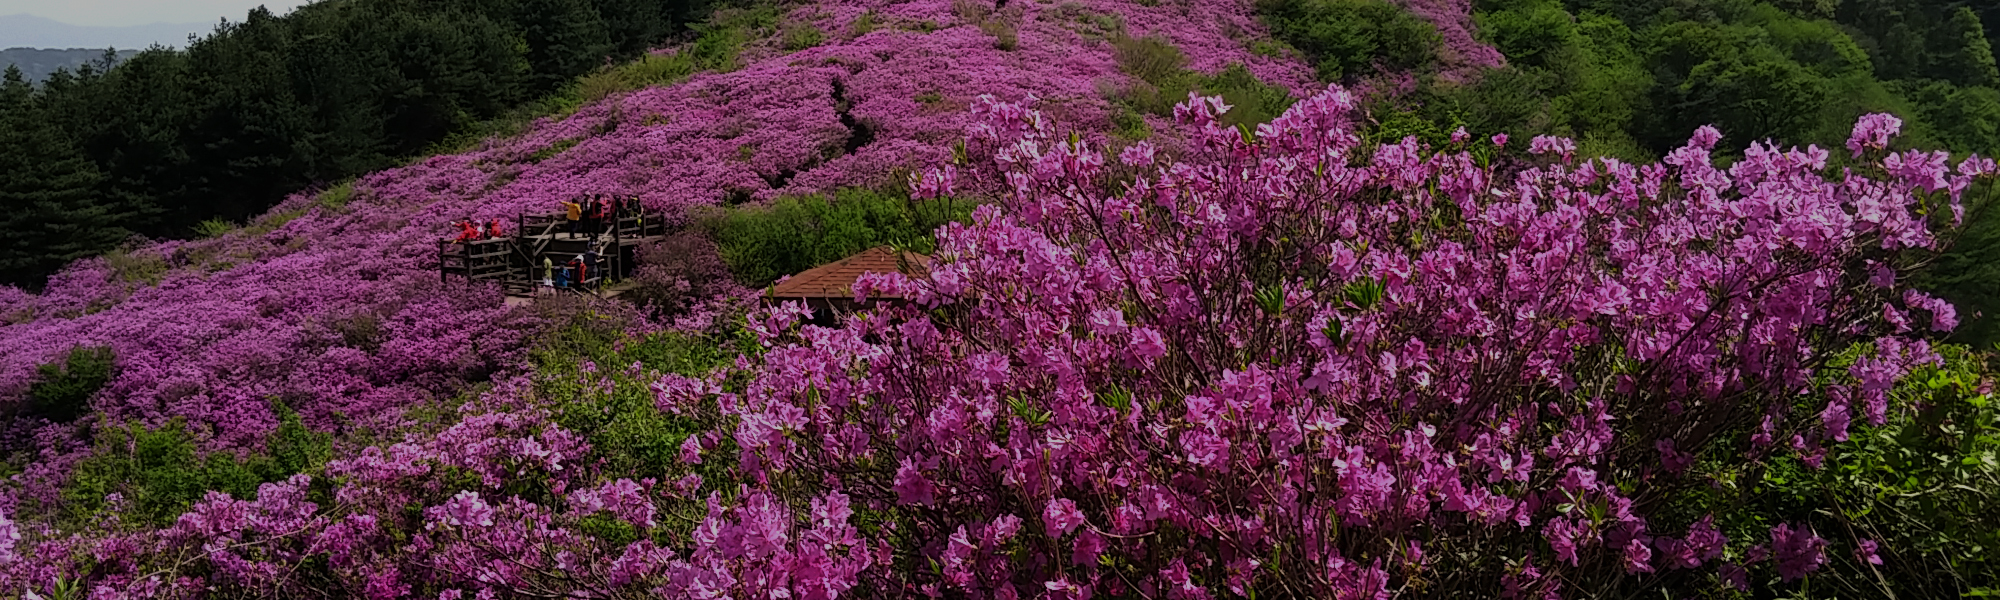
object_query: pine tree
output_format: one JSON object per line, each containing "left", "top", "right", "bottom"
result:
{"left": 590, "top": 0, "right": 673, "bottom": 58}
{"left": 515, "top": 0, "right": 613, "bottom": 93}
{"left": 177, "top": 7, "right": 316, "bottom": 229}
{"left": 0, "top": 66, "right": 133, "bottom": 288}
{"left": 1939, "top": 6, "right": 2000, "bottom": 87}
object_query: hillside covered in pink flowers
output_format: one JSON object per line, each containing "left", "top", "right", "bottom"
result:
{"left": 4, "top": 0, "right": 2000, "bottom": 597}
{"left": 0, "top": 0, "right": 1337, "bottom": 592}
{"left": 0, "top": 0, "right": 1318, "bottom": 448}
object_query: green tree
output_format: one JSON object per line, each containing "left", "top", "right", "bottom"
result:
{"left": 1257, "top": 0, "right": 1440, "bottom": 81}
{"left": 515, "top": 0, "right": 614, "bottom": 93}
{"left": 1938, "top": 6, "right": 2000, "bottom": 87}
{"left": 75, "top": 49, "right": 188, "bottom": 239}
{"left": 0, "top": 66, "right": 133, "bottom": 287}
{"left": 175, "top": 8, "right": 317, "bottom": 230}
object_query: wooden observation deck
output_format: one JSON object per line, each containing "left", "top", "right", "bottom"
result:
{"left": 438, "top": 210, "right": 672, "bottom": 298}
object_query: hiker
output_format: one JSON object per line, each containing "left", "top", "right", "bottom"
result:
{"left": 563, "top": 198, "right": 582, "bottom": 238}
{"left": 595, "top": 196, "right": 612, "bottom": 238}
{"left": 555, "top": 258, "right": 571, "bottom": 291}
{"left": 487, "top": 219, "right": 504, "bottom": 239}
{"left": 585, "top": 195, "right": 603, "bottom": 242}
{"left": 569, "top": 257, "right": 587, "bottom": 292}
{"left": 451, "top": 220, "right": 478, "bottom": 244}
{"left": 583, "top": 248, "right": 601, "bottom": 290}
{"left": 541, "top": 256, "right": 555, "bottom": 294}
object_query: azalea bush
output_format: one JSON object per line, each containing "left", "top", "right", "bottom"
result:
{"left": 1712, "top": 343, "right": 2000, "bottom": 597}
{"left": 670, "top": 90, "right": 1991, "bottom": 598}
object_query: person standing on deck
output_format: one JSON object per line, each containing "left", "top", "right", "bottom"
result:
{"left": 487, "top": 220, "right": 504, "bottom": 239}
{"left": 542, "top": 256, "right": 555, "bottom": 293}
{"left": 586, "top": 196, "right": 604, "bottom": 242}
{"left": 563, "top": 199, "right": 583, "bottom": 239}
{"left": 583, "top": 247, "right": 601, "bottom": 291}
{"left": 452, "top": 220, "right": 478, "bottom": 244}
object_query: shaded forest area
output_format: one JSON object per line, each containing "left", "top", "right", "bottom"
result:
{"left": 1257, "top": 0, "right": 2000, "bottom": 345}
{"left": 0, "top": 0, "right": 725, "bottom": 288}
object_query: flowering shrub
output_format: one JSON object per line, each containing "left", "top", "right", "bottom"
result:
{"left": 681, "top": 87, "right": 1989, "bottom": 597}
{"left": 628, "top": 232, "right": 742, "bottom": 320}
{"left": 1706, "top": 343, "right": 2000, "bottom": 596}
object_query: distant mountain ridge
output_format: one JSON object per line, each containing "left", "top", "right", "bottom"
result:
{"left": 2, "top": 48, "right": 140, "bottom": 83}
{"left": 0, "top": 14, "right": 213, "bottom": 52}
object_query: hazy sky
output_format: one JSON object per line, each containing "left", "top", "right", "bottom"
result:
{"left": 0, "top": 0, "right": 310, "bottom": 27}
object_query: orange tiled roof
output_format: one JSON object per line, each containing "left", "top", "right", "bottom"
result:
{"left": 767, "top": 247, "right": 931, "bottom": 299}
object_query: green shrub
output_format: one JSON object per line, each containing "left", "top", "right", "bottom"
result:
{"left": 1475, "top": 0, "right": 1577, "bottom": 68}
{"left": 26, "top": 346, "right": 116, "bottom": 423}
{"left": 530, "top": 308, "right": 748, "bottom": 483}
{"left": 266, "top": 404, "right": 333, "bottom": 478}
{"left": 330, "top": 311, "right": 385, "bottom": 352}
{"left": 1108, "top": 35, "right": 1294, "bottom": 128}
{"left": 703, "top": 187, "right": 970, "bottom": 287}
{"left": 1202, "top": 63, "right": 1295, "bottom": 127}
{"left": 850, "top": 10, "right": 879, "bottom": 37}
{"left": 530, "top": 138, "right": 583, "bottom": 163}
{"left": 1256, "top": 0, "right": 1440, "bottom": 81}
{"left": 193, "top": 219, "right": 236, "bottom": 239}
{"left": 578, "top": 69, "right": 635, "bottom": 103}
{"left": 782, "top": 22, "right": 825, "bottom": 52}
{"left": 316, "top": 181, "right": 356, "bottom": 211}
{"left": 1657, "top": 344, "right": 2000, "bottom": 596}
{"left": 49, "top": 401, "right": 331, "bottom": 530}
{"left": 953, "top": 0, "right": 993, "bottom": 24}
{"left": 1112, "top": 33, "right": 1189, "bottom": 86}
{"left": 1110, "top": 106, "right": 1153, "bottom": 140}
{"left": 983, "top": 19, "right": 1019, "bottom": 50}
{"left": 103, "top": 247, "right": 170, "bottom": 286}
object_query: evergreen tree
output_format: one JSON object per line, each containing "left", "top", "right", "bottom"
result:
{"left": 176, "top": 8, "right": 316, "bottom": 230}
{"left": 1937, "top": 6, "right": 2000, "bottom": 87}
{"left": 515, "top": 0, "right": 613, "bottom": 93}
{"left": 78, "top": 50, "right": 190, "bottom": 238}
{"left": 591, "top": 0, "right": 673, "bottom": 57}
{"left": 0, "top": 66, "right": 132, "bottom": 288}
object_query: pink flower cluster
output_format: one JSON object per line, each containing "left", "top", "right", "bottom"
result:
{"left": 704, "top": 90, "right": 1978, "bottom": 597}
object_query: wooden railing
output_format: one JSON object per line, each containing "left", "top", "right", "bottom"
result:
{"left": 438, "top": 209, "right": 673, "bottom": 298}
